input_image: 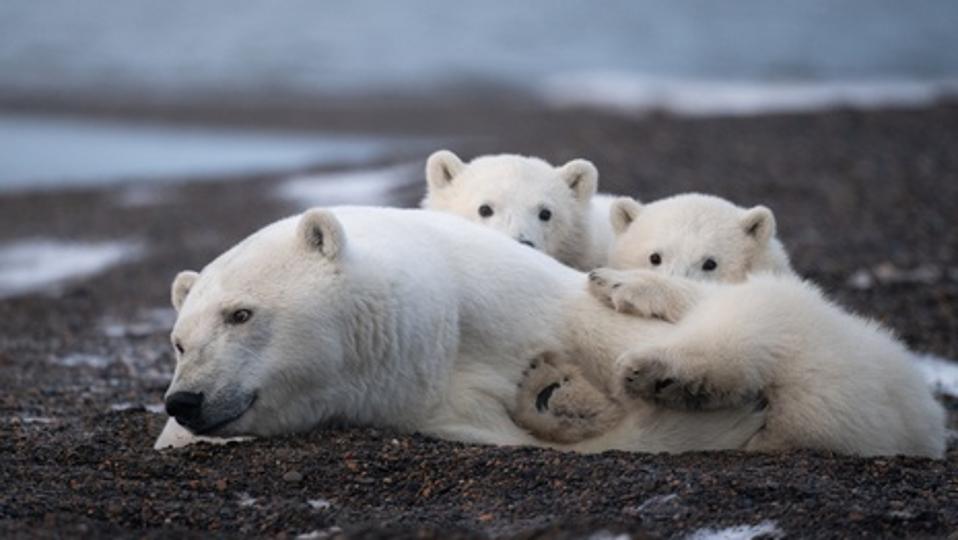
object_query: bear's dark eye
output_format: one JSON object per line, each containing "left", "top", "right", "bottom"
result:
{"left": 478, "top": 204, "right": 494, "bottom": 218}
{"left": 702, "top": 258, "right": 718, "bottom": 272}
{"left": 538, "top": 208, "right": 552, "bottom": 222}
{"left": 650, "top": 253, "right": 662, "bottom": 266}
{"left": 228, "top": 309, "right": 253, "bottom": 325}
{"left": 174, "top": 341, "right": 185, "bottom": 354}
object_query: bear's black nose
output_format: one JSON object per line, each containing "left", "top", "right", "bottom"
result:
{"left": 518, "top": 239, "right": 536, "bottom": 248}
{"left": 165, "top": 391, "right": 204, "bottom": 424}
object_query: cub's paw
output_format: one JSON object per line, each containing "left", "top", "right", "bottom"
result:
{"left": 513, "top": 353, "right": 624, "bottom": 444}
{"left": 588, "top": 269, "right": 683, "bottom": 322}
{"left": 587, "top": 268, "right": 628, "bottom": 310}
{"left": 616, "top": 350, "right": 754, "bottom": 411}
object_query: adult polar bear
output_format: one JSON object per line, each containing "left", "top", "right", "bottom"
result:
{"left": 156, "top": 206, "right": 768, "bottom": 452}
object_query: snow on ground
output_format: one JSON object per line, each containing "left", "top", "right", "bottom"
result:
{"left": 277, "top": 163, "right": 421, "bottom": 208}
{"left": 0, "top": 239, "right": 141, "bottom": 298}
{"left": 915, "top": 354, "right": 958, "bottom": 398}
{"left": 687, "top": 520, "right": 783, "bottom": 540}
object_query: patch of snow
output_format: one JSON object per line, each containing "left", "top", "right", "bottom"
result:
{"left": 54, "top": 353, "right": 112, "bottom": 369}
{"left": 296, "top": 527, "right": 342, "bottom": 540}
{"left": 237, "top": 492, "right": 257, "bottom": 507}
{"left": 687, "top": 520, "right": 783, "bottom": 540}
{"left": 153, "top": 418, "right": 251, "bottom": 450}
{"left": 307, "top": 499, "right": 331, "bottom": 510}
{"left": 110, "top": 402, "right": 166, "bottom": 414}
{"left": 589, "top": 532, "right": 631, "bottom": 540}
{"left": 0, "top": 239, "right": 141, "bottom": 298}
{"left": 541, "top": 74, "right": 958, "bottom": 117}
{"left": 4, "top": 416, "right": 57, "bottom": 424}
{"left": 277, "top": 163, "right": 420, "bottom": 208}
{"left": 102, "top": 307, "right": 176, "bottom": 338}
{"left": 914, "top": 354, "right": 958, "bottom": 397}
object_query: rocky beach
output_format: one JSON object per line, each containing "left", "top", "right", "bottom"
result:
{"left": 1, "top": 99, "right": 957, "bottom": 538}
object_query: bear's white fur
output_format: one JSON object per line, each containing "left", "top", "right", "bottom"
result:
{"left": 421, "top": 150, "right": 615, "bottom": 270}
{"left": 510, "top": 192, "right": 944, "bottom": 457}
{"left": 155, "top": 206, "right": 771, "bottom": 453}
{"left": 608, "top": 193, "right": 792, "bottom": 282}
{"left": 156, "top": 206, "right": 944, "bottom": 457}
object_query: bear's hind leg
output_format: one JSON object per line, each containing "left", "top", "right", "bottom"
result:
{"left": 512, "top": 353, "right": 625, "bottom": 444}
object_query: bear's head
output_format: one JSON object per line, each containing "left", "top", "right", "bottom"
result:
{"left": 164, "top": 209, "right": 354, "bottom": 437}
{"left": 608, "top": 193, "right": 792, "bottom": 282}
{"left": 422, "top": 150, "right": 598, "bottom": 263}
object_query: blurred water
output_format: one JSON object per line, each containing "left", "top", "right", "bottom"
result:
{"left": 0, "top": 0, "right": 955, "bottom": 99}
{"left": 0, "top": 114, "right": 407, "bottom": 190}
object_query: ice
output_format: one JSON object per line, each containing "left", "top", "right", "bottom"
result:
{"left": 0, "top": 239, "right": 141, "bottom": 298}
{"left": 687, "top": 521, "right": 783, "bottom": 540}
{"left": 541, "top": 74, "right": 958, "bottom": 116}
{"left": 277, "top": 163, "right": 420, "bottom": 208}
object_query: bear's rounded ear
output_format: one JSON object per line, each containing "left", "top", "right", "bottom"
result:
{"left": 426, "top": 150, "right": 465, "bottom": 192}
{"left": 610, "top": 197, "right": 642, "bottom": 235}
{"left": 298, "top": 208, "right": 346, "bottom": 260}
{"left": 171, "top": 270, "right": 199, "bottom": 312}
{"left": 557, "top": 159, "right": 598, "bottom": 202}
{"left": 741, "top": 205, "right": 776, "bottom": 244}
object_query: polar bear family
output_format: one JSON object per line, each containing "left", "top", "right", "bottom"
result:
{"left": 155, "top": 150, "right": 946, "bottom": 457}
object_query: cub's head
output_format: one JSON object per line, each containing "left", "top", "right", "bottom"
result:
{"left": 422, "top": 150, "right": 598, "bottom": 262}
{"left": 608, "top": 193, "right": 791, "bottom": 282}
{"left": 164, "top": 209, "right": 352, "bottom": 437}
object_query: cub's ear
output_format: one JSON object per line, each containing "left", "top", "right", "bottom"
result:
{"left": 610, "top": 197, "right": 642, "bottom": 235}
{"left": 426, "top": 150, "right": 465, "bottom": 192}
{"left": 741, "top": 205, "right": 776, "bottom": 245}
{"left": 298, "top": 208, "right": 346, "bottom": 260}
{"left": 171, "top": 270, "right": 199, "bottom": 312}
{"left": 557, "top": 159, "right": 598, "bottom": 202}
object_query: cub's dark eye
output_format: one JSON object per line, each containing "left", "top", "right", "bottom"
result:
{"left": 702, "top": 258, "right": 718, "bottom": 272}
{"left": 538, "top": 208, "right": 552, "bottom": 222}
{"left": 650, "top": 253, "right": 662, "bottom": 266}
{"left": 228, "top": 309, "right": 253, "bottom": 325}
{"left": 174, "top": 341, "right": 184, "bottom": 354}
{"left": 478, "top": 204, "right": 494, "bottom": 218}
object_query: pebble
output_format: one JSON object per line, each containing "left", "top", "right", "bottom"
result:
{"left": 282, "top": 471, "right": 303, "bottom": 483}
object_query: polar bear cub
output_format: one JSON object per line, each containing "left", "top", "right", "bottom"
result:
{"left": 512, "top": 194, "right": 946, "bottom": 457}
{"left": 607, "top": 193, "right": 793, "bottom": 282}
{"left": 422, "top": 150, "right": 615, "bottom": 270}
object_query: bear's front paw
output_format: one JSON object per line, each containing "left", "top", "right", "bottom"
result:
{"left": 616, "top": 350, "right": 744, "bottom": 411}
{"left": 513, "top": 353, "right": 624, "bottom": 444}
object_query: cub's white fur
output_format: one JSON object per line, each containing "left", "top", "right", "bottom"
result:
{"left": 608, "top": 193, "right": 792, "bottom": 281}
{"left": 512, "top": 192, "right": 943, "bottom": 457}
{"left": 421, "top": 150, "right": 615, "bottom": 270}
{"left": 587, "top": 269, "right": 945, "bottom": 457}
{"left": 156, "top": 207, "right": 770, "bottom": 452}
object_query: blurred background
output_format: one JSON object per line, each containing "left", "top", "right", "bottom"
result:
{"left": 2, "top": 4, "right": 958, "bottom": 536}
{"left": 1, "top": 0, "right": 958, "bottom": 189}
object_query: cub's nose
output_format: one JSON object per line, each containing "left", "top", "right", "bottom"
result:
{"left": 165, "top": 391, "right": 204, "bottom": 424}
{"left": 518, "top": 238, "right": 536, "bottom": 248}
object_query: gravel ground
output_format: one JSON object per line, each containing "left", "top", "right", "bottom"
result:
{"left": 1, "top": 102, "right": 957, "bottom": 538}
